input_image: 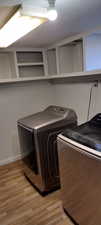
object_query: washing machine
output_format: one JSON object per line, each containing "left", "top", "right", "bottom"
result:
{"left": 18, "top": 105, "right": 77, "bottom": 194}
{"left": 58, "top": 113, "right": 101, "bottom": 225}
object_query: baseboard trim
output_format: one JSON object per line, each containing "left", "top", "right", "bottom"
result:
{"left": 0, "top": 153, "right": 25, "bottom": 166}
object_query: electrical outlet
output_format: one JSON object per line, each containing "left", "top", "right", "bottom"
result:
{"left": 94, "top": 81, "right": 98, "bottom": 87}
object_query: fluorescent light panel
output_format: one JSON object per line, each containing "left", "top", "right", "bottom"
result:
{"left": 0, "top": 8, "right": 46, "bottom": 47}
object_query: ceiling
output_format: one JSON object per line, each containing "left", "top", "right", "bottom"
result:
{"left": 0, "top": 0, "right": 101, "bottom": 48}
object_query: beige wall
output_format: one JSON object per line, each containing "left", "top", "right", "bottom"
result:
{"left": 0, "top": 81, "right": 56, "bottom": 165}
{"left": 53, "top": 82, "right": 99, "bottom": 124}
{"left": 0, "top": 80, "right": 100, "bottom": 165}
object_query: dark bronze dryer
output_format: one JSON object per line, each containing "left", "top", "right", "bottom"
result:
{"left": 18, "top": 105, "right": 77, "bottom": 194}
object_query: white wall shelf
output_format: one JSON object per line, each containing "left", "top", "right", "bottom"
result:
{"left": 0, "top": 69, "right": 101, "bottom": 85}
{"left": 18, "top": 65, "right": 44, "bottom": 78}
{"left": 0, "top": 76, "right": 50, "bottom": 84}
{"left": 17, "top": 62, "right": 44, "bottom": 66}
{"left": 16, "top": 50, "right": 45, "bottom": 78}
{"left": 16, "top": 51, "right": 43, "bottom": 63}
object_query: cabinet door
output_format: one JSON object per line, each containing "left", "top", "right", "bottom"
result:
{"left": 0, "top": 53, "right": 12, "bottom": 79}
{"left": 47, "top": 49, "right": 57, "bottom": 75}
{"left": 58, "top": 40, "right": 83, "bottom": 74}
{"left": 0, "top": 52, "right": 17, "bottom": 79}
{"left": 73, "top": 42, "right": 83, "bottom": 72}
{"left": 59, "top": 45, "right": 73, "bottom": 73}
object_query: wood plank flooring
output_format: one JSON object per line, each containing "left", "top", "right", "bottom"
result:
{"left": 0, "top": 160, "right": 74, "bottom": 225}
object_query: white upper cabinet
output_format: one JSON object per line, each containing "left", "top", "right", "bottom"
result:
{"left": 1, "top": 27, "right": 101, "bottom": 84}
{"left": 58, "top": 39, "right": 83, "bottom": 74}
{"left": 16, "top": 50, "right": 45, "bottom": 78}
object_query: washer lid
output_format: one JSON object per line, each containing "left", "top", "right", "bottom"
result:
{"left": 61, "top": 122, "right": 101, "bottom": 153}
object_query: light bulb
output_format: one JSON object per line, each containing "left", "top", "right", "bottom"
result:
{"left": 47, "top": 9, "right": 58, "bottom": 21}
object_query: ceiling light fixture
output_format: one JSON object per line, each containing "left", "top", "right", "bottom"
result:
{"left": 47, "top": 9, "right": 58, "bottom": 21}
{"left": 0, "top": 6, "right": 47, "bottom": 48}
{"left": 47, "top": 0, "right": 58, "bottom": 21}
{"left": 0, "top": 0, "right": 58, "bottom": 48}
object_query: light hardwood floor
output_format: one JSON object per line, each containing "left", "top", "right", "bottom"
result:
{"left": 0, "top": 160, "right": 73, "bottom": 225}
